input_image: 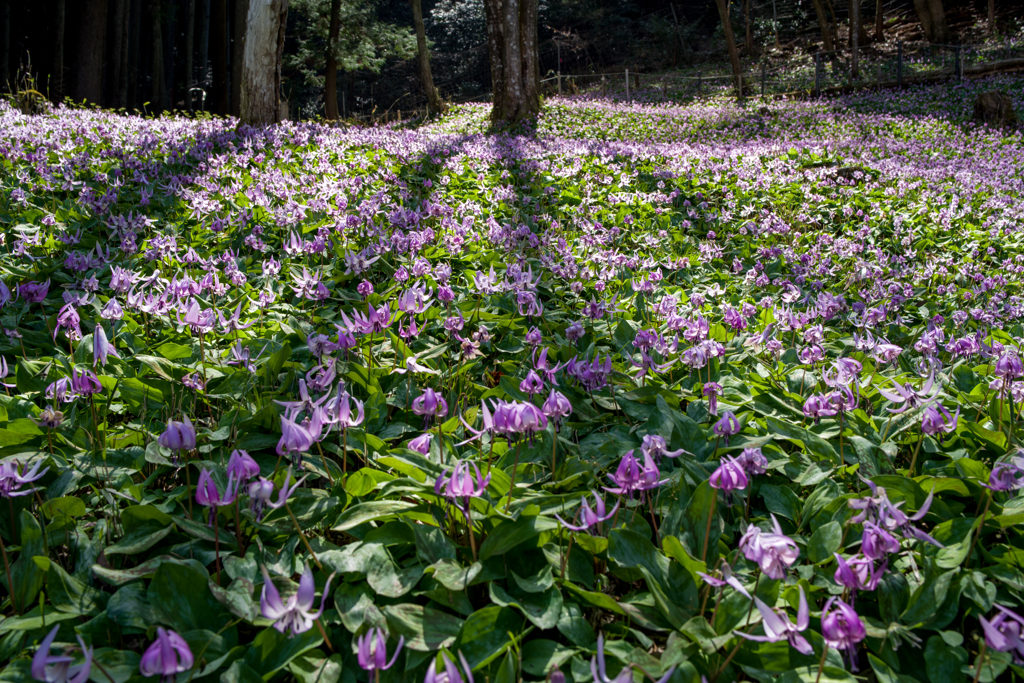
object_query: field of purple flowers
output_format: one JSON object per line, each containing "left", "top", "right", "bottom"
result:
{"left": 1, "top": 77, "right": 1023, "bottom": 683}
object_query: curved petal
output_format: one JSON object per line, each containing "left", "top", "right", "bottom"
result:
{"left": 458, "top": 650, "right": 476, "bottom": 683}
{"left": 296, "top": 565, "right": 316, "bottom": 610}
{"left": 796, "top": 586, "right": 810, "bottom": 630}
{"left": 383, "top": 635, "right": 405, "bottom": 670}
{"left": 31, "top": 625, "right": 61, "bottom": 681}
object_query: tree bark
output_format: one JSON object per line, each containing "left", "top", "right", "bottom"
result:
{"left": 913, "top": 0, "right": 950, "bottom": 43}
{"left": 483, "top": 0, "right": 540, "bottom": 124}
{"left": 240, "top": 0, "right": 288, "bottom": 126}
{"left": 988, "top": 0, "right": 995, "bottom": 34}
{"left": 198, "top": 0, "right": 211, "bottom": 86}
{"left": 324, "top": 0, "right": 340, "bottom": 119}
{"left": 713, "top": 0, "right": 743, "bottom": 95}
{"left": 850, "top": 0, "right": 859, "bottom": 78}
{"left": 875, "top": 0, "right": 883, "bottom": 41}
{"left": 52, "top": 0, "right": 66, "bottom": 99}
{"left": 128, "top": 0, "right": 141, "bottom": 107}
{"left": 410, "top": 0, "right": 443, "bottom": 117}
{"left": 185, "top": 0, "right": 195, "bottom": 111}
{"left": 0, "top": 0, "right": 9, "bottom": 91}
{"left": 743, "top": 0, "right": 752, "bottom": 52}
{"left": 75, "top": 0, "right": 110, "bottom": 104}
{"left": 109, "top": 0, "right": 130, "bottom": 107}
{"left": 810, "top": 0, "right": 834, "bottom": 52}
{"left": 150, "top": 0, "right": 165, "bottom": 110}
{"left": 231, "top": 0, "right": 248, "bottom": 116}
{"left": 211, "top": 0, "right": 229, "bottom": 113}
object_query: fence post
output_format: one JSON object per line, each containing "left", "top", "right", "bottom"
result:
{"left": 697, "top": 71, "right": 702, "bottom": 97}
{"left": 897, "top": 40, "right": 903, "bottom": 89}
{"left": 955, "top": 46, "right": 962, "bottom": 82}
{"left": 557, "top": 71, "right": 562, "bottom": 95}
{"left": 737, "top": 73, "right": 743, "bottom": 101}
{"left": 761, "top": 61, "right": 766, "bottom": 98}
{"left": 625, "top": 69, "right": 630, "bottom": 100}
{"left": 814, "top": 52, "right": 821, "bottom": 97}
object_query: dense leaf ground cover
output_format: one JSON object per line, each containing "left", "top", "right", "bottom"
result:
{"left": 1, "top": 77, "right": 1024, "bottom": 683}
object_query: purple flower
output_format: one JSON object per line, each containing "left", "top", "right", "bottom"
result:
{"left": 860, "top": 521, "right": 900, "bottom": 560}
{"left": 739, "top": 514, "right": 799, "bottom": 580}
{"left": 70, "top": 367, "right": 103, "bottom": 397}
{"left": 834, "top": 553, "right": 886, "bottom": 594}
{"left": 435, "top": 460, "right": 490, "bottom": 518}
{"left": 260, "top": 564, "right": 334, "bottom": 637}
{"left": 158, "top": 417, "right": 196, "bottom": 451}
{"left": 356, "top": 627, "right": 404, "bottom": 672}
{"left": 696, "top": 563, "right": 751, "bottom": 598}
{"left": 712, "top": 411, "right": 741, "bottom": 444}
{"left": 412, "top": 389, "right": 449, "bottom": 424}
{"left": 848, "top": 477, "right": 943, "bottom": 548}
{"left": 217, "top": 302, "right": 255, "bottom": 334}
{"left": 424, "top": 652, "right": 474, "bottom": 683}
{"left": 736, "top": 447, "right": 767, "bottom": 475}
{"left": 357, "top": 279, "right": 374, "bottom": 298}
{"left": 31, "top": 625, "right": 92, "bottom": 683}
{"left": 196, "top": 469, "right": 239, "bottom": 524}
{"left": 408, "top": 433, "right": 433, "bottom": 455}
{"left": 980, "top": 604, "right": 1024, "bottom": 664}
{"left": 605, "top": 450, "right": 662, "bottom": 498}
{"left": 507, "top": 401, "right": 548, "bottom": 443}
{"left": 20, "top": 280, "right": 49, "bottom": 304}
{"left": 802, "top": 394, "right": 837, "bottom": 423}
{"left": 639, "top": 435, "right": 686, "bottom": 462}
{"left": 139, "top": 627, "right": 193, "bottom": 682}
{"left": 703, "top": 381, "right": 723, "bottom": 416}
{"left": 821, "top": 598, "right": 866, "bottom": 670}
{"left": 988, "top": 461, "right": 1024, "bottom": 491}
{"left": 525, "top": 327, "right": 543, "bottom": 345}
{"left": 554, "top": 491, "right": 619, "bottom": 532}
{"left": 227, "top": 450, "right": 260, "bottom": 481}
{"left": 542, "top": 390, "right": 573, "bottom": 428}
{"left": 590, "top": 633, "right": 675, "bottom": 683}
{"left": 30, "top": 406, "right": 64, "bottom": 430}
{"left": 735, "top": 585, "right": 813, "bottom": 655}
{"left": 248, "top": 468, "right": 307, "bottom": 520}
{"left": 519, "top": 370, "right": 545, "bottom": 396}
{"left": 0, "top": 459, "right": 48, "bottom": 498}
{"left": 277, "top": 415, "right": 318, "bottom": 461}
{"left": 920, "top": 404, "right": 958, "bottom": 438}
{"left": 92, "top": 325, "right": 120, "bottom": 367}
{"left": 709, "top": 456, "right": 748, "bottom": 498}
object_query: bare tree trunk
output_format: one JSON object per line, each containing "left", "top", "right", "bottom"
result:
{"left": 851, "top": 0, "right": 859, "bottom": 78}
{"left": 483, "top": 0, "right": 540, "bottom": 124}
{"left": 0, "top": 0, "right": 9, "bottom": 91}
{"left": 913, "top": 0, "right": 949, "bottom": 43}
{"left": 240, "top": 0, "right": 287, "bottom": 126}
{"left": 109, "top": 0, "right": 130, "bottom": 107}
{"left": 197, "top": 0, "right": 210, "bottom": 86}
{"left": 324, "top": 0, "right": 340, "bottom": 119}
{"left": 743, "top": 0, "right": 752, "bottom": 52}
{"left": 76, "top": 0, "right": 110, "bottom": 103}
{"left": 128, "top": 0, "right": 141, "bottom": 107}
{"left": 162, "top": 0, "right": 175, "bottom": 108}
{"left": 52, "top": 0, "right": 66, "bottom": 99}
{"left": 988, "top": 0, "right": 995, "bottom": 34}
{"left": 810, "top": 0, "right": 834, "bottom": 52}
{"left": 714, "top": 0, "right": 743, "bottom": 95}
{"left": 231, "top": 0, "right": 248, "bottom": 116}
{"left": 211, "top": 0, "right": 229, "bottom": 113}
{"left": 185, "top": 0, "right": 195, "bottom": 111}
{"left": 410, "top": 0, "right": 443, "bottom": 116}
{"left": 875, "top": 0, "right": 883, "bottom": 41}
{"left": 150, "top": 0, "right": 165, "bottom": 110}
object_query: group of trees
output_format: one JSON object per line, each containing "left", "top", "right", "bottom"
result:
{"left": 0, "top": 0, "right": 993, "bottom": 126}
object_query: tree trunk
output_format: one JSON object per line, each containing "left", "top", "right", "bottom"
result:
{"left": 52, "top": 0, "right": 66, "bottom": 99}
{"left": 483, "top": 0, "right": 540, "bottom": 124}
{"left": 211, "top": 0, "right": 229, "bottom": 113}
{"left": 324, "top": 0, "right": 340, "bottom": 119}
{"left": 109, "top": 0, "right": 129, "bottom": 107}
{"left": 150, "top": 0, "right": 165, "bottom": 110}
{"left": 988, "top": 0, "right": 994, "bottom": 34}
{"left": 231, "top": 0, "right": 248, "bottom": 116}
{"left": 850, "top": 0, "right": 859, "bottom": 78}
{"left": 410, "top": 0, "right": 442, "bottom": 116}
{"left": 185, "top": 0, "right": 195, "bottom": 111}
{"left": 162, "top": 0, "right": 175, "bottom": 108}
{"left": 743, "top": 0, "right": 752, "bottom": 52}
{"left": 197, "top": 0, "right": 210, "bottom": 86}
{"left": 913, "top": 0, "right": 949, "bottom": 43}
{"left": 75, "top": 0, "right": 110, "bottom": 104}
{"left": 810, "top": 0, "right": 834, "bottom": 52}
{"left": 875, "top": 0, "right": 883, "bottom": 41}
{"left": 0, "top": 0, "right": 9, "bottom": 91}
{"left": 713, "top": 0, "right": 743, "bottom": 95}
{"left": 128, "top": 0, "right": 141, "bottom": 107}
{"left": 240, "top": 0, "right": 287, "bottom": 126}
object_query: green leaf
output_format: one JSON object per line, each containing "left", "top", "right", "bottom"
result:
{"left": 924, "top": 634, "right": 968, "bottom": 683}
{"left": 453, "top": 605, "right": 523, "bottom": 671}
{"left": 478, "top": 514, "right": 559, "bottom": 560}
{"left": 147, "top": 562, "right": 228, "bottom": 633}
{"left": 332, "top": 500, "right": 417, "bottom": 532}
{"left": 47, "top": 561, "right": 108, "bottom": 615}
{"left": 8, "top": 511, "right": 45, "bottom": 612}
{"left": 760, "top": 484, "right": 802, "bottom": 522}
{"left": 243, "top": 626, "right": 322, "bottom": 677}
{"left": 382, "top": 603, "right": 463, "bottom": 651}
{"left": 679, "top": 480, "right": 722, "bottom": 566}
{"left": 489, "top": 583, "right": 563, "bottom": 629}
{"left": 807, "top": 521, "right": 842, "bottom": 564}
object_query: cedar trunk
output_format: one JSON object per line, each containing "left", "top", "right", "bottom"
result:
{"left": 410, "top": 0, "right": 443, "bottom": 116}
{"left": 0, "top": 0, "right": 8, "bottom": 90}
{"left": 743, "top": 0, "right": 752, "bottom": 52}
{"left": 714, "top": 0, "right": 743, "bottom": 95}
{"left": 231, "top": 0, "right": 248, "bottom": 116}
{"left": 109, "top": 0, "right": 130, "bottom": 107}
{"left": 850, "top": 0, "right": 859, "bottom": 78}
{"left": 53, "top": 0, "right": 66, "bottom": 99}
{"left": 240, "top": 0, "right": 288, "bottom": 125}
{"left": 483, "top": 0, "right": 540, "bottom": 124}
{"left": 810, "top": 0, "right": 834, "bottom": 52}
{"left": 211, "top": 0, "right": 229, "bottom": 114}
{"left": 150, "top": 0, "right": 165, "bottom": 110}
{"left": 197, "top": 0, "right": 210, "bottom": 86}
{"left": 76, "top": 0, "right": 110, "bottom": 104}
{"left": 875, "top": 0, "right": 883, "bottom": 40}
{"left": 324, "top": 0, "right": 340, "bottom": 119}
{"left": 913, "top": 0, "right": 950, "bottom": 43}
{"left": 185, "top": 0, "right": 195, "bottom": 111}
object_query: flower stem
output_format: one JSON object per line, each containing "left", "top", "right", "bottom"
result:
{"left": 908, "top": 432, "right": 924, "bottom": 476}
{"left": 466, "top": 508, "right": 478, "bottom": 562}
{"left": 212, "top": 508, "right": 221, "bottom": 586}
{"left": 286, "top": 503, "right": 323, "bottom": 570}
{"left": 814, "top": 645, "right": 829, "bottom": 683}
{"left": 972, "top": 640, "right": 988, "bottom": 683}
{"left": 505, "top": 441, "right": 523, "bottom": 514}
{"left": 965, "top": 489, "right": 993, "bottom": 570}
{"left": 701, "top": 487, "right": 719, "bottom": 564}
